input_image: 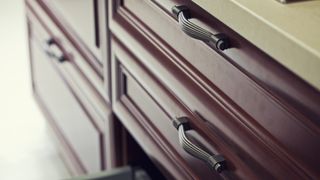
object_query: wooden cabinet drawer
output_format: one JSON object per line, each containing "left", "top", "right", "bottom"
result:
{"left": 111, "top": 0, "right": 320, "bottom": 124}
{"left": 111, "top": 39, "right": 224, "bottom": 179}
{"left": 30, "top": 38, "right": 102, "bottom": 174}
{"left": 27, "top": 4, "right": 108, "bottom": 128}
{"left": 110, "top": 22, "right": 320, "bottom": 179}
{"left": 27, "top": 8, "right": 109, "bottom": 174}
{"left": 113, "top": 0, "right": 320, "bottom": 125}
{"left": 110, "top": 38, "right": 313, "bottom": 179}
{"left": 26, "top": 0, "right": 110, "bottom": 102}
{"left": 109, "top": 1, "right": 320, "bottom": 178}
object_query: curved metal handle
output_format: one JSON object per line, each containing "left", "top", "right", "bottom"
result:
{"left": 173, "top": 117, "right": 226, "bottom": 173}
{"left": 43, "top": 38, "right": 67, "bottom": 62}
{"left": 172, "top": 5, "right": 230, "bottom": 51}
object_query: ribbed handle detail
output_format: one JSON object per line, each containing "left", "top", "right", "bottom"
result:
{"left": 173, "top": 117, "right": 226, "bottom": 173}
{"left": 172, "top": 5, "right": 230, "bottom": 51}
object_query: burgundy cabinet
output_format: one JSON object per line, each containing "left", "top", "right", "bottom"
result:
{"left": 52, "top": 0, "right": 105, "bottom": 62}
{"left": 26, "top": 0, "right": 110, "bottom": 175}
{"left": 111, "top": 38, "right": 226, "bottom": 179}
{"left": 26, "top": 0, "right": 320, "bottom": 179}
{"left": 109, "top": 0, "right": 320, "bottom": 179}
{"left": 30, "top": 0, "right": 110, "bottom": 102}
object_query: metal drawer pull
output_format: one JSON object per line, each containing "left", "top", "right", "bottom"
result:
{"left": 173, "top": 117, "right": 226, "bottom": 173}
{"left": 43, "top": 38, "right": 66, "bottom": 62}
{"left": 172, "top": 5, "right": 230, "bottom": 51}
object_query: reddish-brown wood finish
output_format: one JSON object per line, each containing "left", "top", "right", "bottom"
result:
{"left": 26, "top": 2, "right": 111, "bottom": 175}
{"left": 27, "top": 18, "right": 85, "bottom": 175}
{"left": 50, "top": 0, "right": 103, "bottom": 62}
{"left": 121, "top": 0, "right": 320, "bottom": 126}
{"left": 26, "top": 1, "right": 108, "bottom": 132}
{"left": 109, "top": 0, "right": 320, "bottom": 179}
{"left": 26, "top": 0, "right": 320, "bottom": 179}
{"left": 30, "top": 35, "right": 102, "bottom": 174}
{"left": 112, "top": 38, "right": 227, "bottom": 179}
{"left": 26, "top": 0, "right": 112, "bottom": 103}
{"left": 35, "top": 0, "right": 103, "bottom": 77}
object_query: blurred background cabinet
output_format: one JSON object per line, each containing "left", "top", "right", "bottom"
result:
{"left": 26, "top": 0, "right": 110, "bottom": 175}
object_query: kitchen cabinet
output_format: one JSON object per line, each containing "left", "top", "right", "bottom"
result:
{"left": 26, "top": 0, "right": 320, "bottom": 179}
{"left": 26, "top": 0, "right": 110, "bottom": 175}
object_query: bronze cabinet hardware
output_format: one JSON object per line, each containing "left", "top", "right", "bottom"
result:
{"left": 173, "top": 117, "right": 226, "bottom": 173}
{"left": 43, "top": 38, "right": 66, "bottom": 62}
{"left": 172, "top": 5, "right": 230, "bottom": 51}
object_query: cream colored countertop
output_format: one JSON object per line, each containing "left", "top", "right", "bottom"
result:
{"left": 193, "top": 0, "right": 320, "bottom": 90}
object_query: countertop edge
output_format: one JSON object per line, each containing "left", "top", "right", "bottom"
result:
{"left": 193, "top": 0, "right": 320, "bottom": 91}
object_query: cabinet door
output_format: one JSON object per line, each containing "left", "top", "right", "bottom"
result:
{"left": 28, "top": 17, "right": 103, "bottom": 174}
{"left": 51, "top": 0, "right": 106, "bottom": 63}
{"left": 31, "top": 0, "right": 111, "bottom": 102}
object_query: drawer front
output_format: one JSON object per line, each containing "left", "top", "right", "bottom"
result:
{"left": 115, "top": 0, "right": 320, "bottom": 125}
{"left": 27, "top": 0, "right": 110, "bottom": 102}
{"left": 110, "top": 18, "right": 319, "bottom": 179}
{"left": 28, "top": 14, "right": 104, "bottom": 174}
{"left": 31, "top": 39, "right": 102, "bottom": 173}
{"left": 27, "top": 4, "right": 108, "bottom": 129}
{"left": 109, "top": 0, "right": 320, "bottom": 178}
{"left": 110, "top": 38, "right": 307, "bottom": 179}
{"left": 111, "top": 39, "right": 222, "bottom": 180}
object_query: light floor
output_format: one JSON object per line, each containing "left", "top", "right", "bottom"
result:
{"left": 0, "top": 0, "right": 70, "bottom": 179}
